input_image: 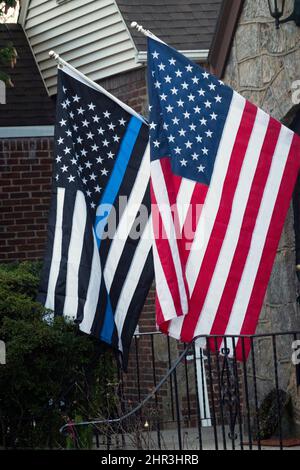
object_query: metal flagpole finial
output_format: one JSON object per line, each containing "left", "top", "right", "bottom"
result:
{"left": 130, "top": 21, "right": 151, "bottom": 38}
{"left": 49, "top": 50, "right": 61, "bottom": 64}
{"left": 130, "top": 21, "right": 165, "bottom": 44}
{"left": 49, "top": 50, "right": 67, "bottom": 69}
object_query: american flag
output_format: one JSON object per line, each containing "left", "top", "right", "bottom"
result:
{"left": 38, "top": 65, "right": 153, "bottom": 369}
{"left": 148, "top": 37, "right": 300, "bottom": 359}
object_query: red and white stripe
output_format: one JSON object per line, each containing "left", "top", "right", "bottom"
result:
{"left": 151, "top": 91, "right": 300, "bottom": 359}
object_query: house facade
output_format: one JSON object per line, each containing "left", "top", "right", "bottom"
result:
{"left": 1, "top": 0, "right": 300, "bottom": 432}
{"left": 1, "top": 0, "right": 221, "bottom": 264}
{"left": 0, "top": 0, "right": 223, "bottom": 430}
{"left": 18, "top": 0, "right": 216, "bottom": 95}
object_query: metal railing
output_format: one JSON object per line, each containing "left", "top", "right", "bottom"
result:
{"left": 61, "top": 331, "right": 300, "bottom": 451}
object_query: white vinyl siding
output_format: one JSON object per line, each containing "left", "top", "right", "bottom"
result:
{"left": 22, "top": 0, "right": 140, "bottom": 96}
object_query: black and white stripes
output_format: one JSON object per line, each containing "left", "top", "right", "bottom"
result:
{"left": 38, "top": 64, "right": 153, "bottom": 369}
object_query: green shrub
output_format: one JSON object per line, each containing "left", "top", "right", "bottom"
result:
{"left": 0, "top": 261, "right": 118, "bottom": 449}
{"left": 254, "top": 389, "right": 290, "bottom": 440}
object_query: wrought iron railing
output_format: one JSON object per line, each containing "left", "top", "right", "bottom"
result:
{"left": 61, "top": 331, "right": 300, "bottom": 451}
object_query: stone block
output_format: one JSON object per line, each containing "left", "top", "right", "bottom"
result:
{"left": 270, "top": 68, "right": 294, "bottom": 118}
{"left": 236, "top": 23, "right": 259, "bottom": 62}
{"left": 278, "top": 204, "right": 295, "bottom": 252}
{"left": 280, "top": 19, "right": 300, "bottom": 52}
{"left": 260, "top": 22, "right": 286, "bottom": 54}
{"left": 223, "top": 45, "right": 240, "bottom": 91}
{"left": 274, "top": 303, "right": 300, "bottom": 333}
{"left": 267, "top": 249, "right": 297, "bottom": 305}
{"left": 262, "top": 54, "right": 281, "bottom": 84}
{"left": 260, "top": 17, "right": 300, "bottom": 55}
{"left": 284, "top": 49, "right": 300, "bottom": 88}
{"left": 242, "top": 0, "right": 272, "bottom": 21}
{"left": 261, "top": 86, "right": 281, "bottom": 118}
{"left": 240, "top": 89, "right": 263, "bottom": 107}
{"left": 239, "top": 56, "right": 262, "bottom": 88}
{"left": 259, "top": 304, "right": 272, "bottom": 323}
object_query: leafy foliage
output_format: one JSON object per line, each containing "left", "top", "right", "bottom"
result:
{"left": 1, "top": 0, "right": 18, "bottom": 13}
{"left": 0, "top": 262, "right": 118, "bottom": 449}
{"left": 254, "top": 389, "right": 290, "bottom": 440}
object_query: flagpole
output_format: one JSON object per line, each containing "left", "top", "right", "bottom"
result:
{"left": 130, "top": 21, "right": 152, "bottom": 38}
{"left": 48, "top": 50, "right": 147, "bottom": 124}
{"left": 130, "top": 21, "right": 165, "bottom": 44}
{"left": 49, "top": 50, "right": 67, "bottom": 68}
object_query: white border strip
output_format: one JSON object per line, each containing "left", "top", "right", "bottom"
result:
{"left": 0, "top": 126, "right": 54, "bottom": 138}
{"left": 136, "top": 50, "right": 209, "bottom": 64}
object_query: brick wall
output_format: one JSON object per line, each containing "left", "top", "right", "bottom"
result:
{"left": 99, "top": 67, "right": 148, "bottom": 117}
{"left": 0, "top": 138, "right": 53, "bottom": 262}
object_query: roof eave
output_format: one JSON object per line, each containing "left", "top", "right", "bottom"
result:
{"left": 208, "top": 0, "right": 244, "bottom": 78}
{"left": 0, "top": 126, "right": 54, "bottom": 138}
{"left": 18, "top": 0, "right": 30, "bottom": 26}
{"left": 113, "top": 0, "right": 140, "bottom": 65}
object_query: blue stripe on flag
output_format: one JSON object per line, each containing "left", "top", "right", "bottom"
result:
{"left": 94, "top": 116, "right": 143, "bottom": 248}
{"left": 94, "top": 115, "right": 143, "bottom": 344}
{"left": 100, "top": 296, "right": 115, "bottom": 343}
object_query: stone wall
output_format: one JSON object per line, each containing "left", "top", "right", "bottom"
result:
{"left": 224, "top": 0, "right": 300, "bottom": 122}
{"left": 222, "top": 0, "right": 300, "bottom": 421}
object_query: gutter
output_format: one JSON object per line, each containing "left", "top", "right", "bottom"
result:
{"left": 0, "top": 126, "right": 54, "bottom": 138}
{"left": 136, "top": 49, "right": 209, "bottom": 64}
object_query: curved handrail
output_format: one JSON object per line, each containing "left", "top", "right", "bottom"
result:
{"left": 60, "top": 330, "right": 300, "bottom": 434}
{"left": 60, "top": 339, "right": 193, "bottom": 434}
